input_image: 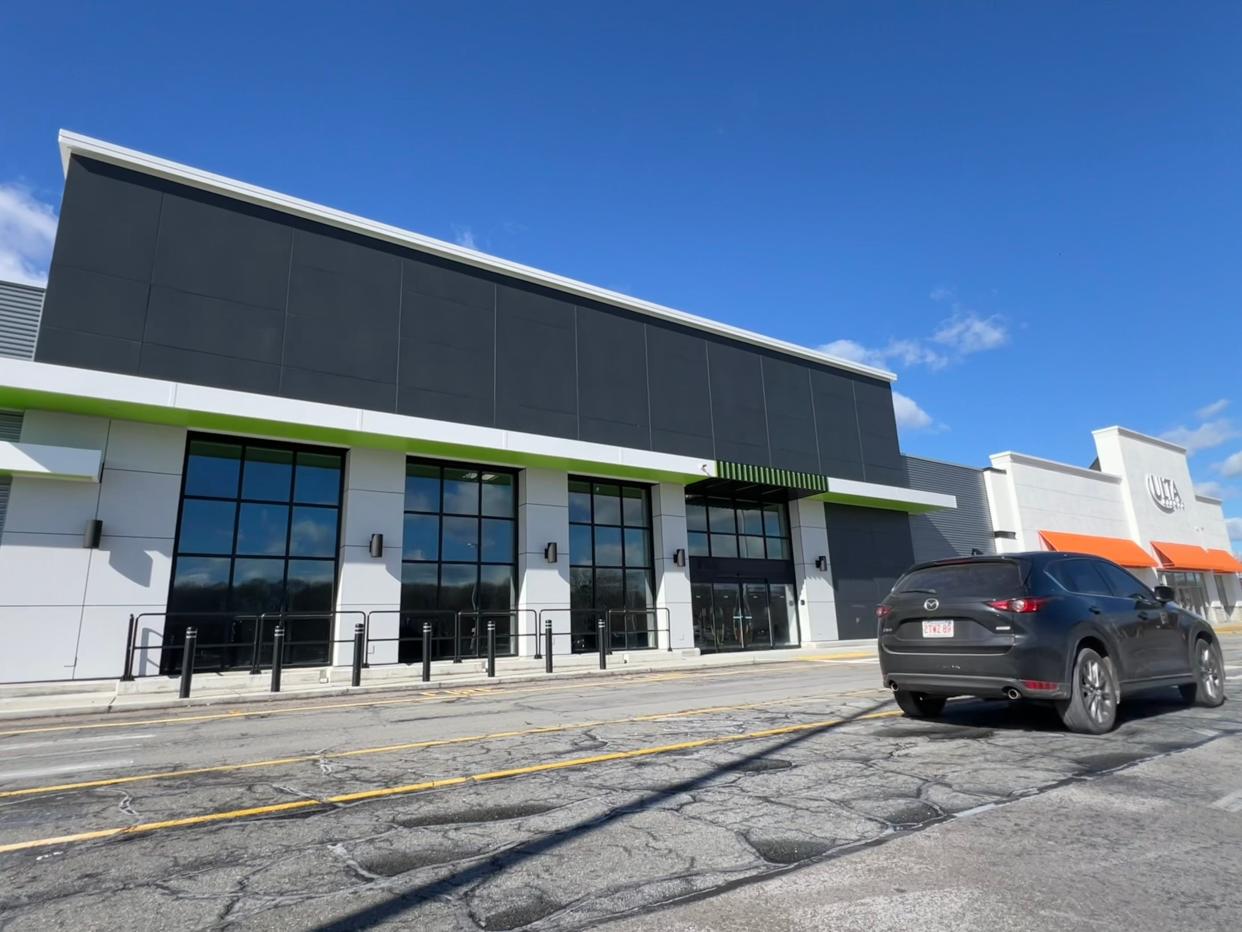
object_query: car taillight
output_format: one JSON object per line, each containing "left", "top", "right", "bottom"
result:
{"left": 1022, "top": 680, "right": 1060, "bottom": 692}
{"left": 987, "top": 597, "right": 1049, "bottom": 613}
{"left": 876, "top": 604, "right": 893, "bottom": 619}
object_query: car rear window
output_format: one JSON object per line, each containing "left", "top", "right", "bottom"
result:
{"left": 893, "top": 562, "right": 1023, "bottom": 597}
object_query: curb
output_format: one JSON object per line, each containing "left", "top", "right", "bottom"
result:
{"left": 0, "top": 647, "right": 880, "bottom": 724}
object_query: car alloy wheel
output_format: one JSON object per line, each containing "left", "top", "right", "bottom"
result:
{"left": 1078, "top": 653, "right": 1116, "bottom": 728}
{"left": 1196, "top": 640, "right": 1223, "bottom": 703}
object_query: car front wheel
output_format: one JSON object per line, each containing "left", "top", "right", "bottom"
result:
{"left": 1179, "top": 638, "right": 1226, "bottom": 707}
{"left": 893, "top": 690, "right": 946, "bottom": 718}
{"left": 1056, "top": 647, "right": 1119, "bottom": 734}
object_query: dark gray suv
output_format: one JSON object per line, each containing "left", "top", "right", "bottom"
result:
{"left": 877, "top": 552, "right": 1226, "bottom": 733}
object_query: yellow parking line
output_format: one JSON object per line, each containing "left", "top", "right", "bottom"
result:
{"left": 0, "top": 708, "right": 902, "bottom": 854}
{"left": 796, "top": 652, "right": 876, "bottom": 662}
{"left": 0, "top": 692, "right": 850, "bottom": 800}
{"left": 0, "top": 665, "right": 781, "bottom": 739}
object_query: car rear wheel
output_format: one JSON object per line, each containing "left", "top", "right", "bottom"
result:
{"left": 1056, "top": 647, "right": 1118, "bottom": 734}
{"left": 1179, "top": 638, "right": 1226, "bottom": 707}
{"left": 893, "top": 690, "right": 946, "bottom": 718}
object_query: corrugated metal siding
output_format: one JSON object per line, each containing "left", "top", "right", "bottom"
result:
{"left": 0, "top": 280, "right": 44, "bottom": 360}
{"left": 0, "top": 411, "right": 23, "bottom": 539}
{"left": 903, "top": 455, "right": 995, "bottom": 562}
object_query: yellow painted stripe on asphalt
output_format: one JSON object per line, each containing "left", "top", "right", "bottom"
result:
{"left": 0, "top": 692, "right": 857, "bottom": 799}
{"left": 0, "top": 664, "right": 804, "bottom": 739}
{"left": 0, "top": 708, "right": 902, "bottom": 854}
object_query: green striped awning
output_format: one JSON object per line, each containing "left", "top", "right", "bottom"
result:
{"left": 715, "top": 461, "right": 831, "bottom": 493}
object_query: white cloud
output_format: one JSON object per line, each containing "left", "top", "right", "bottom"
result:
{"left": 818, "top": 287, "right": 1007, "bottom": 374}
{"left": 1227, "top": 516, "right": 1242, "bottom": 545}
{"left": 1197, "top": 398, "right": 1229, "bottom": 420}
{"left": 1194, "top": 480, "right": 1226, "bottom": 499}
{"left": 932, "top": 314, "right": 1008, "bottom": 354}
{"left": 452, "top": 226, "right": 478, "bottom": 250}
{"left": 1218, "top": 450, "right": 1242, "bottom": 478}
{"left": 1161, "top": 418, "right": 1238, "bottom": 455}
{"left": 0, "top": 183, "right": 57, "bottom": 287}
{"left": 892, "top": 391, "right": 934, "bottom": 430}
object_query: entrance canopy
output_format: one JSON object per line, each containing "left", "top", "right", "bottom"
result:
{"left": 1039, "top": 530, "right": 1156, "bottom": 568}
{"left": 1152, "top": 541, "right": 1242, "bottom": 574}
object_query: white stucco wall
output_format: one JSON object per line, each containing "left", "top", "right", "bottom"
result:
{"left": 0, "top": 412, "right": 186, "bottom": 682}
{"left": 987, "top": 452, "right": 1129, "bottom": 552}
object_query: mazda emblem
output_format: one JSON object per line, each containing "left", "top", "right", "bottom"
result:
{"left": 924, "top": 597, "right": 939, "bottom": 612}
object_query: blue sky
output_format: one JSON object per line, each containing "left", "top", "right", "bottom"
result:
{"left": 1, "top": 2, "right": 1240, "bottom": 543}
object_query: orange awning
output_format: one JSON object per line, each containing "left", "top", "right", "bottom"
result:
{"left": 1039, "top": 531, "right": 1156, "bottom": 568}
{"left": 1205, "top": 549, "right": 1242, "bottom": 573}
{"left": 1152, "top": 541, "right": 1242, "bottom": 574}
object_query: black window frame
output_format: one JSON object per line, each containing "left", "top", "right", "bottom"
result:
{"left": 401, "top": 457, "right": 519, "bottom": 661}
{"left": 163, "top": 432, "right": 346, "bottom": 673}
{"left": 685, "top": 493, "right": 792, "bottom": 562}
{"left": 569, "top": 476, "right": 657, "bottom": 652}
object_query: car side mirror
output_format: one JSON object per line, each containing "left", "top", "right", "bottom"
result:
{"left": 1154, "top": 585, "right": 1175, "bottom": 604}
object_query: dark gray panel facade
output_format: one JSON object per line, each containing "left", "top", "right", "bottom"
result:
{"left": 761, "top": 357, "right": 820, "bottom": 473}
{"left": 0, "top": 412, "right": 20, "bottom": 539}
{"left": 707, "top": 341, "right": 770, "bottom": 466}
{"left": 37, "top": 155, "right": 909, "bottom": 483}
{"left": 826, "top": 503, "right": 915, "bottom": 640}
{"left": 645, "top": 326, "right": 715, "bottom": 459}
{"left": 494, "top": 285, "right": 578, "bottom": 438}
{"left": 575, "top": 305, "right": 650, "bottom": 449}
{"left": 903, "top": 455, "right": 995, "bottom": 562}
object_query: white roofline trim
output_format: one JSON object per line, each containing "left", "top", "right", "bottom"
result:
{"left": 826, "top": 476, "right": 956, "bottom": 511}
{"left": 1092, "top": 425, "right": 1187, "bottom": 454}
{"left": 56, "top": 130, "right": 896, "bottom": 384}
{"left": 1195, "top": 493, "right": 1224, "bottom": 505}
{"left": 990, "top": 451, "right": 1124, "bottom": 483}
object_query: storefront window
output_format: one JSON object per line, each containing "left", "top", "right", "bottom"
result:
{"left": 1162, "top": 571, "right": 1210, "bottom": 618}
{"left": 685, "top": 494, "right": 791, "bottom": 560}
{"left": 569, "top": 478, "right": 655, "bottom": 652}
{"left": 401, "top": 461, "right": 516, "bottom": 661}
{"left": 165, "top": 436, "right": 344, "bottom": 673}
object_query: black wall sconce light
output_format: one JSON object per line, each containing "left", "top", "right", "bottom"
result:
{"left": 544, "top": 542, "right": 558, "bottom": 563}
{"left": 814, "top": 555, "right": 828, "bottom": 571}
{"left": 369, "top": 533, "right": 384, "bottom": 558}
{"left": 672, "top": 548, "right": 686, "bottom": 567}
{"left": 84, "top": 519, "right": 103, "bottom": 549}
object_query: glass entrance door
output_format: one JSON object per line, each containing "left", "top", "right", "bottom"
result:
{"left": 693, "top": 580, "right": 800, "bottom": 652}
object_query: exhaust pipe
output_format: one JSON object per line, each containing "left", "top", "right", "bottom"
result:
{"left": 887, "top": 681, "right": 899, "bottom": 692}
{"left": 1004, "top": 687, "right": 1021, "bottom": 700}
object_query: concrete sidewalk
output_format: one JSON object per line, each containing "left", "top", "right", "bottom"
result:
{"left": 0, "top": 642, "right": 880, "bottom": 722}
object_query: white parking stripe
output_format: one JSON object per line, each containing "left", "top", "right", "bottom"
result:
{"left": 0, "top": 733, "right": 156, "bottom": 753}
{"left": 1211, "top": 789, "right": 1242, "bottom": 813}
{"left": 0, "top": 758, "right": 137, "bottom": 783}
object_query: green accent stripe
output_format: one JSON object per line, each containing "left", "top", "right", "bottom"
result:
{"left": 715, "top": 460, "right": 830, "bottom": 493}
{"left": 0, "top": 384, "right": 702, "bottom": 485}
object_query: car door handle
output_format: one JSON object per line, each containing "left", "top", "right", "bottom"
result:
{"left": 1088, "top": 605, "right": 1101, "bottom": 614}
{"left": 1137, "top": 611, "right": 1150, "bottom": 621}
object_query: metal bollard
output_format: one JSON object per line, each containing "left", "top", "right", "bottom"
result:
{"left": 270, "top": 626, "right": 285, "bottom": 693}
{"left": 422, "top": 622, "right": 432, "bottom": 682}
{"left": 121, "top": 613, "right": 138, "bottom": 682}
{"left": 597, "top": 619, "right": 607, "bottom": 670}
{"left": 179, "top": 627, "right": 197, "bottom": 699}
{"left": 487, "top": 619, "right": 496, "bottom": 678}
{"left": 544, "top": 619, "right": 553, "bottom": 674}
{"left": 351, "top": 623, "right": 365, "bottom": 687}
{"left": 249, "top": 617, "right": 264, "bottom": 675}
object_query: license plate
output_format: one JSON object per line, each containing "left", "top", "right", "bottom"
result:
{"left": 922, "top": 620, "right": 954, "bottom": 638}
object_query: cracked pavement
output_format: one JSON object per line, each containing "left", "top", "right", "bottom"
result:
{"left": 1, "top": 644, "right": 1241, "bottom": 931}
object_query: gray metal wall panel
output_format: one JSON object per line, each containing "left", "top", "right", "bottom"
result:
{"left": 0, "top": 411, "right": 23, "bottom": 539}
{"left": 825, "top": 503, "right": 915, "bottom": 639}
{"left": 0, "top": 281, "right": 43, "bottom": 360}
{"left": 903, "top": 455, "right": 995, "bottom": 562}
{"left": 575, "top": 305, "right": 650, "bottom": 449}
{"left": 37, "top": 156, "right": 912, "bottom": 484}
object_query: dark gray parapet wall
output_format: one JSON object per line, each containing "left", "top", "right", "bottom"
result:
{"left": 36, "top": 155, "right": 906, "bottom": 485}
{"left": 903, "top": 454, "right": 995, "bottom": 562}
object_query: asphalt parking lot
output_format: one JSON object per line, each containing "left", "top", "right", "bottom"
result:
{"left": 2, "top": 641, "right": 1241, "bottom": 931}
